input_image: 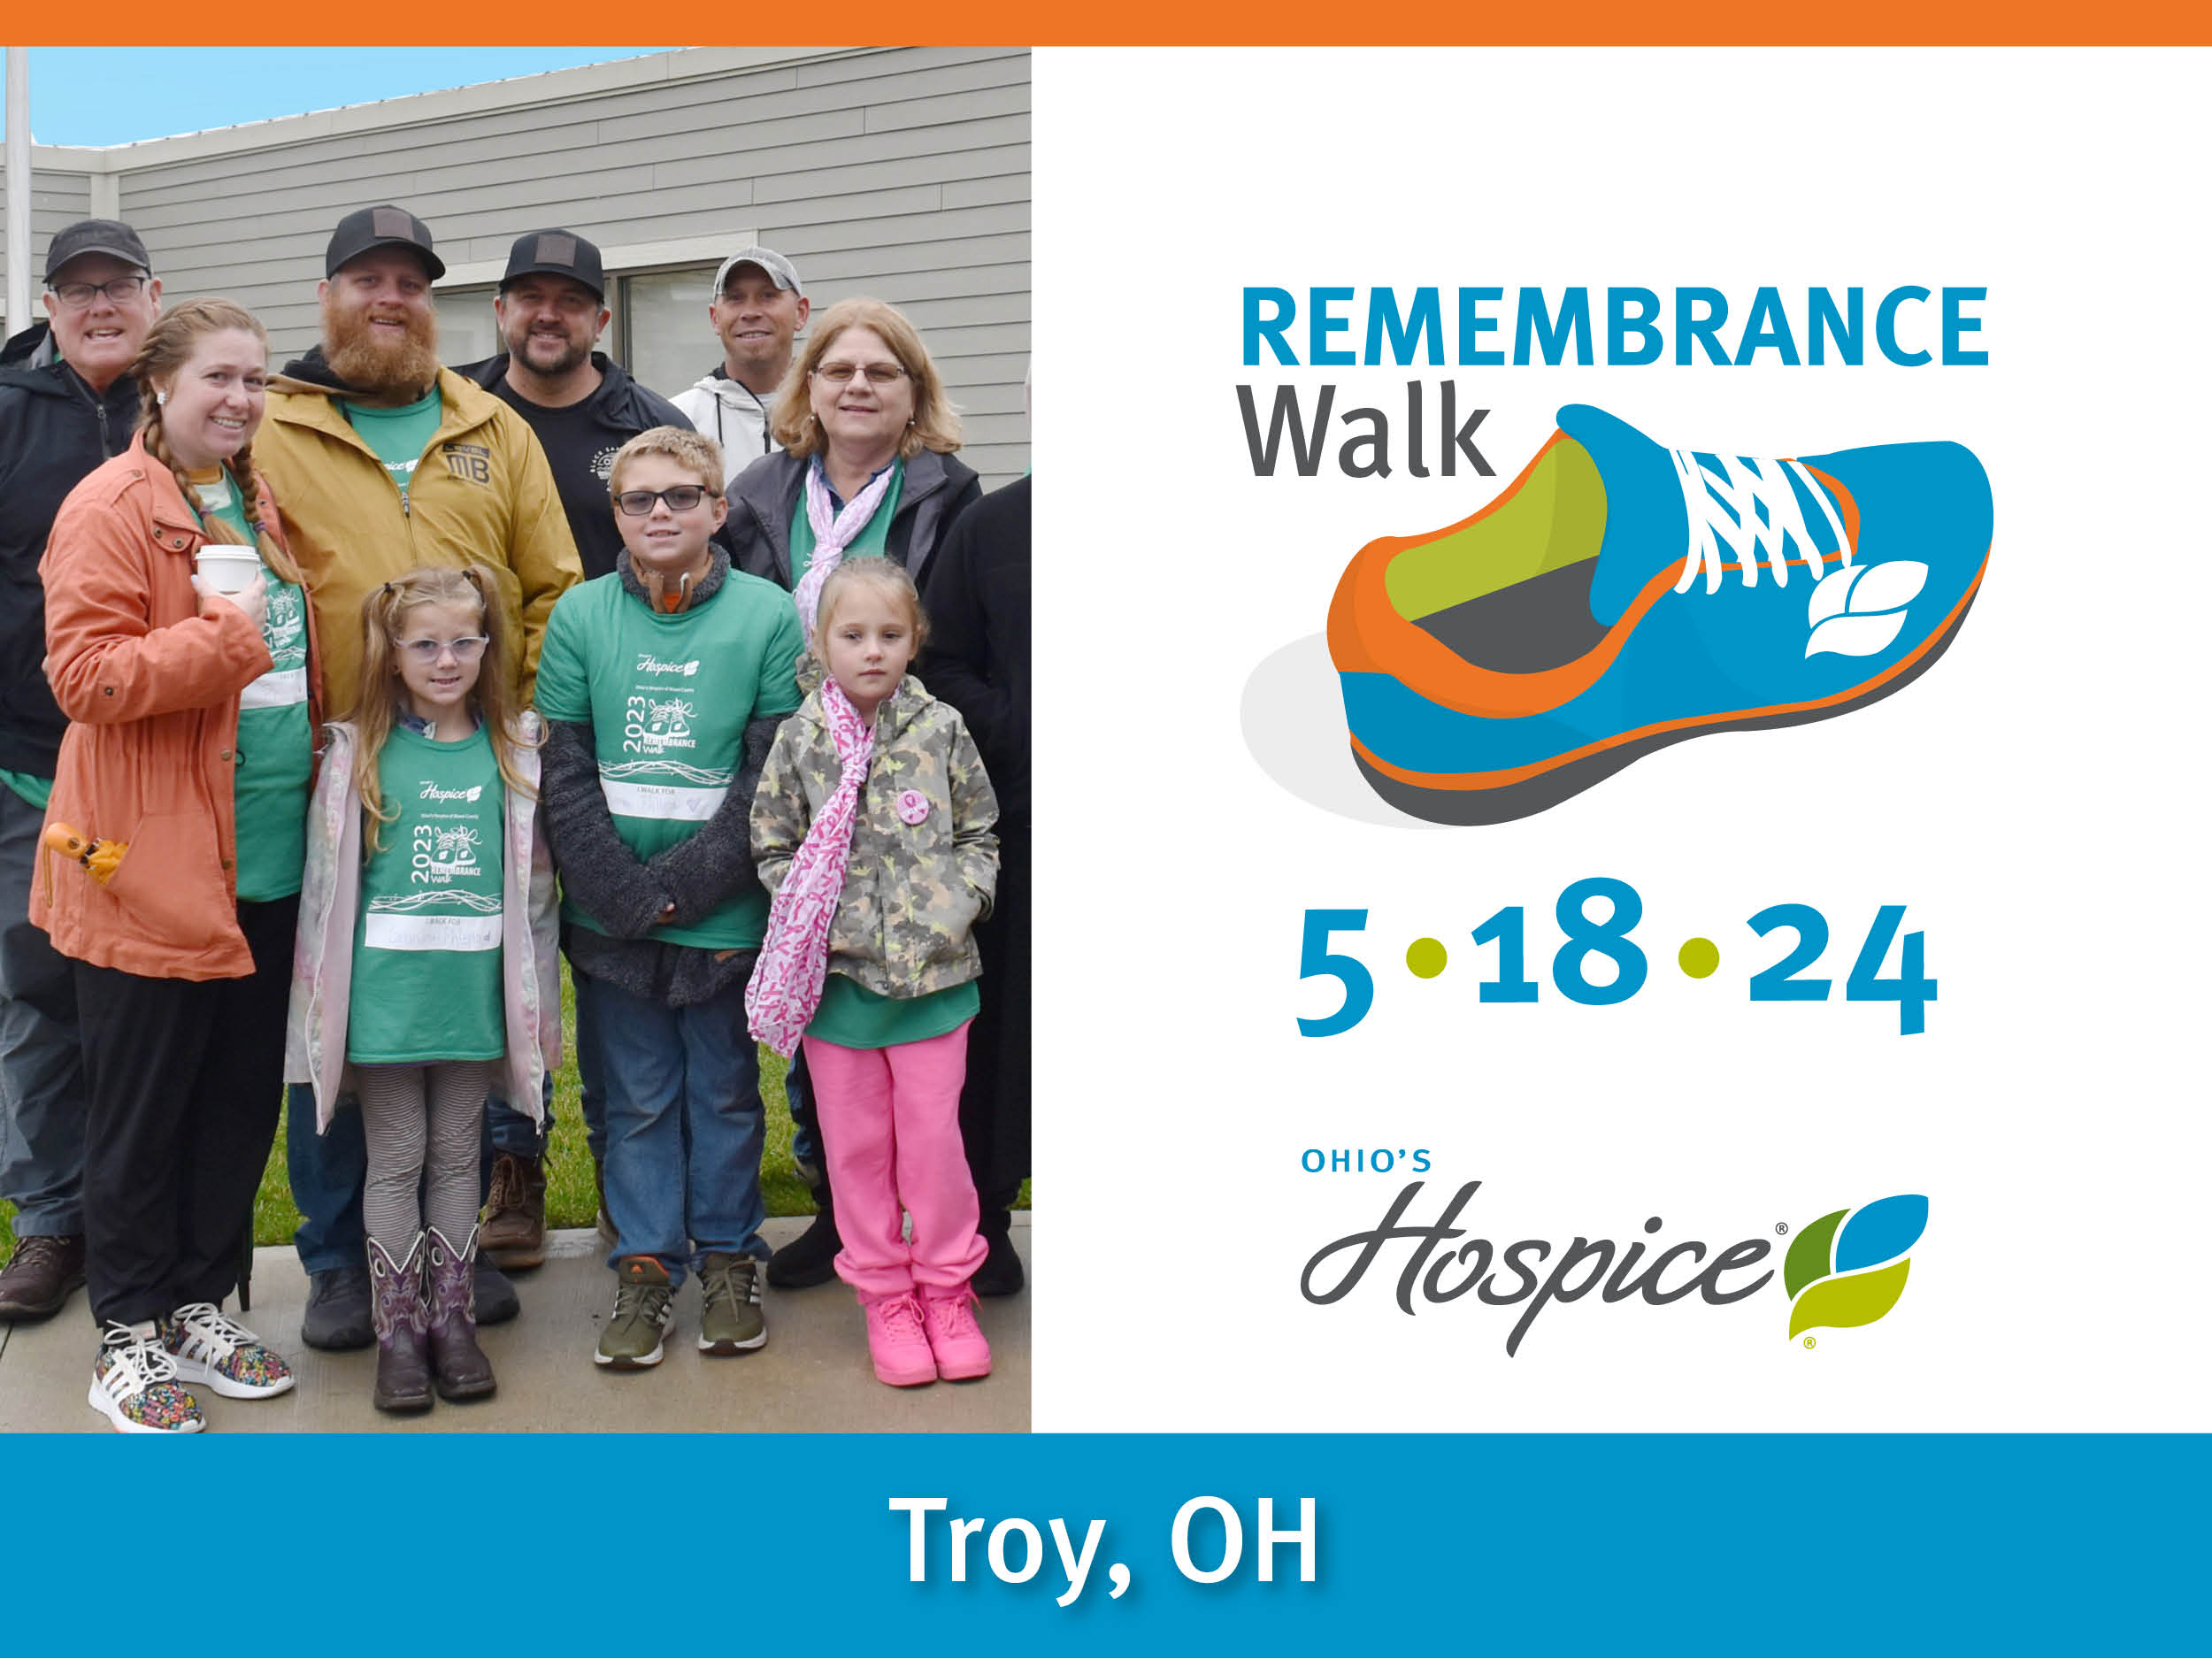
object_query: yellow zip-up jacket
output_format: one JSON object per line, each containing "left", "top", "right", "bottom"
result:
{"left": 255, "top": 364, "right": 583, "bottom": 714}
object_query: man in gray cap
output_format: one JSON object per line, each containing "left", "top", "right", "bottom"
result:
{"left": 0, "top": 220, "right": 162, "bottom": 1323}
{"left": 671, "top": 247, "right": 809, "bottom": 487}
{"left": 257, "top": 204, "right": 582, "bottom": 1350}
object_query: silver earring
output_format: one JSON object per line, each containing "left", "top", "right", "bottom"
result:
{"left": 156, "top": 391, "right": 167, "bottom": 406}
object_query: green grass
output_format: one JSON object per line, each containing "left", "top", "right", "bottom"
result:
{"left": 4, "top": 963, "right": 1027, "bottom": 1256}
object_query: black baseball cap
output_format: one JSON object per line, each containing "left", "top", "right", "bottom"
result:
{"left": 499, "top": 230, "right": 605, "bottom": 301}
{"left": 326, "top": 204, "right": 446, "bottom": 281}
{"left": 44, "top": 219, "right": 152, "bottom": 282}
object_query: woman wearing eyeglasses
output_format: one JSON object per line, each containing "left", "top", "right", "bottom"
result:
{"left": 33, "top": 298, "right": 320, "bottom": 1432}
{"left": 726, "top": 297, "right": 981, "bottom": 630}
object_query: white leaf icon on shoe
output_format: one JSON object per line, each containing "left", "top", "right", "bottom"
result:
{"left": 1805, "top": 560, "right": 1928, "bottom": 658}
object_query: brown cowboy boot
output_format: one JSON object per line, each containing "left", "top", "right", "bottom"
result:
{"left": 365, "top": 1235, "right": 432, "bottom": 1414}
{"left": 423, "top": 1225, "right": 497, "bottom": 1402}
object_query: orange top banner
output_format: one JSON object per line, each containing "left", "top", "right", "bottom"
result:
{"left": 6, "top": 8, "right": 2210, "bottom": 42}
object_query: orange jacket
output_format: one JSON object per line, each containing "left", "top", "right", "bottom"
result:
{"left": 30, "top": 434, "right": 322, "bottom": 980}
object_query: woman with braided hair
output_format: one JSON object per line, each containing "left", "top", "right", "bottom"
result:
{"left": 32, "top": 297, "right": 321, "bottom": 1432}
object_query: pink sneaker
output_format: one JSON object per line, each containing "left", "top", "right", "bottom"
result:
{"left": 861, "top": 1291, "right": 936, "bottom": 1387}
{"left": 922, "top": 1286, "right": 992, "bottom": 1381}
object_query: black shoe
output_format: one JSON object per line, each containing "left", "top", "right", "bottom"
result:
{"left": 766, "top": 1192, "right": 841, "bottom": 1290}
{"left": 301, "top": 1262, "right": 375, "bottom": 1351}
{"left": 475, "top": 1256, "right": 519, "bottom": 1326}
{"left": 972, "top": 1210, "right": 1025, "bottom": 1298}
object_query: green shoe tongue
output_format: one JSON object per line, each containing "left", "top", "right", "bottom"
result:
{"left": 1557, "top": 404, "right": 1694, "bottom": 627}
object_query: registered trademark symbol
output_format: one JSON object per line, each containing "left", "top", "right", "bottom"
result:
{"left": 1776, "top": 1222, "right": 1789, "bottom": 1236}
{"left": 1803, "top": 1336, "right": 1816, "bottom": 1349}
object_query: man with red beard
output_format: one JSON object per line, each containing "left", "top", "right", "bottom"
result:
{"left": 256, "top": 204, "right": 582, "bottom": 1350}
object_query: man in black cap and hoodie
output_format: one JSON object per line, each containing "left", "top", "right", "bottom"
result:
{"left": 0, "top": 221, "right": 162, "bottom": 1323}
{"left": 255, "top": 204, "right": 581, "bottom": 1350}
{"left": 457, "top": 229, "right": 697, "bottom": 1267}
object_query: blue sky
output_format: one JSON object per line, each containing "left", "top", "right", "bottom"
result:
{"left": 3, "top": 49, "right": 671, "bottom": 148}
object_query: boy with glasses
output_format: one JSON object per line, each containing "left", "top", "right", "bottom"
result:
{"left": 532, "top": 426, "right": 803, "bottom": 1368}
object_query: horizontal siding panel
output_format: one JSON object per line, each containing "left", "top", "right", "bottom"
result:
{"left": 798, "top": 233, "right": 1029, "bottom": 285}
{"left": 750, "top": 142, "right": 1029, "bottom": 206}
{"left": 943, "top": 173, "right": 1030, "bottom": 211}
{"left": 864, "top": 83, "right": 1030, "bottom": 135}
{"left": 794, "top": 50, "right": 1031, "bottom": 98}
{"left": 792, "top": 46, "right": 1025, "bottom": 88}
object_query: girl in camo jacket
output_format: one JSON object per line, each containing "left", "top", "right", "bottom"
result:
{"left": 748, "top": 556, "right": 999, "bottom": 1390}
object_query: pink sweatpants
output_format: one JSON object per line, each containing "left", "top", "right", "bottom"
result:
{"left": 803, "top": 1022, "right": 987, "bottom": 1296}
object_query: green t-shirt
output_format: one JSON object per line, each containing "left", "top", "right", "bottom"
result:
{"left": 340, "top": 387, "right": 442, "bottom": 501}
{"left": 533, "top": 568, "right": 804, "bottom": 949}
{"left": 0, "top": 771, "right": 50, "bottom": 810}
{"left": 348, "top": 723, "right": 506, "bottom": 1064}
{"left": 806, "top": 974, "right": 979, "bottom": 1049}
{"left": 787, "top": 459, "right": 903, "bottom": 592}
{"left": 191, "top": 471, "right": 313, "bottom": 902}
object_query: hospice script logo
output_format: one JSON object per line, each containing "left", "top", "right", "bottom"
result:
{"left": 1299, "top": 1179, "right": 1929, "bottom": 1354}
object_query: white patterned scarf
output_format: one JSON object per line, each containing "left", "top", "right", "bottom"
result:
{"left": 791, "top": 457, "right": 899, "bottom": 636}
{"left": 746, "top": 675, "right": 875, "bottom": 1057}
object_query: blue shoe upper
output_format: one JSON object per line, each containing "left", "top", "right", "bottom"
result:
{"left": 1341, "top": 404, "right": 1992, "bottom": 779}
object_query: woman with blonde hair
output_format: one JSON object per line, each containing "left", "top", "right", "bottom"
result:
{"left": 34, "top": 297, "right": 319, "bottom": 1432}
{"left": 723, "top": 297, "right": 981, "bottom": 1289}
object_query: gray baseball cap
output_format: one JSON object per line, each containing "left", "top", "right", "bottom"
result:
{"left": 711, "top": 246, "right": 803, "bottom": 300}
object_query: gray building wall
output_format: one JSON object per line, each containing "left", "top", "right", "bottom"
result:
{"left": 5, "top": 46, "right": 1029, "bottom": 485}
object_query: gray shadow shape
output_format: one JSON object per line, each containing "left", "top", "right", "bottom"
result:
{"left": 1240, "top": 634, "right": 1420, "bottom": 827}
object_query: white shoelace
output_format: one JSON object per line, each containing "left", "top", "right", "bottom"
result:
{"left": 1671, "top": 449, "right": 1851, "bottom": 595}
{"left": 99, "top": 1322, "right": 180, "bottom": 1394}
{"left": 167, "top": 1302, "right": 256, "bottom": 1363}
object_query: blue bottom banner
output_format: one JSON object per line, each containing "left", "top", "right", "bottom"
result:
{"left": 7, "top": 1432, "right": 2204, "bottom": 1655}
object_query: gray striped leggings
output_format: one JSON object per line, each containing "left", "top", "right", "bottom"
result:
{"left": 355, "top": 1061, "right": 500, "bottom": 1249}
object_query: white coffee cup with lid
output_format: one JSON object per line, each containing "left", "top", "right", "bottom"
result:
{"left": 194, "top": 547, "right": 264, "bottom": 595}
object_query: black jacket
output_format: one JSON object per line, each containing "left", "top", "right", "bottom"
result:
{"left": 725, "top": 447, "right": 982, "bottom": 595}
{"left": 917, "top": 474, "right": 1030, "bottom": 826}
{"left": 0, "top": 322, "right": 145, "bottom": 775}
{"left": 457, "top": 351, "right": 702, "bottom": 581}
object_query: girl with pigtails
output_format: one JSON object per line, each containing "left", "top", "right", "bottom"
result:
{"left": 35, "top": 297, "right": 319, "bottom": 1432}
{"left": 287, "top": 566, "right": 557, "bottom": 1414}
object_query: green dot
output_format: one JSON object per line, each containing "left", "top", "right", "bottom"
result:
{"left": 1406, "top": 938, "right": 1448, "bottom": 979}
{"left": 1678, "top": 937, "right": 1720, "bottom": 979}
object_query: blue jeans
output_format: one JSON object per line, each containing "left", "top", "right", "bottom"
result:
{"left": 287, "top": 1081, "right": 366, "bottom": 1275}
{"left": 0, "top": 784, "right": 86, "bottom": 1237}
{"left": 785, "top": 1046, "right": 818, "bottom": 1172}
{"left": 594, "top": 974, "right": 766, "bottom": 1287}
{"left": 484, "top": 966, "right": 607, "bottom": 1162}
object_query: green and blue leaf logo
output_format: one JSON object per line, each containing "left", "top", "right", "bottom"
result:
{"left": 1783, "top": 1194, "right": 1928, "bottom": 1340}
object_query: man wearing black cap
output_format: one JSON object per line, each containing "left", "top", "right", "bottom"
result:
{"left": 0, "top": 220, "right": 162, "bottom": 1323}
{"left": 462, "top": 230, "right": 697, "bottom": 582}
{"left": 256, "top": 204, "right": 583, "bottom": 1350}
{"left": 458, "top": 229, "right": 696, "bottom": 1266}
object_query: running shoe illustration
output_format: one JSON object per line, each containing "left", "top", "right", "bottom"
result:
{"left": 1325, "top": 404, "right": 1992, "bottom": 825}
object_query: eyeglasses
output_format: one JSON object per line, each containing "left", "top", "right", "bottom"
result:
{"left": 49, "top": 275, "right": 150, "bottom": 309}
{"left": 614, "top": 485, "right": 715, "bottom": 517}
{"left": 812, "top": 362, "right": 907, "bottom": 385}
{"left": 396, "top": 636, "right": 490, "bottom": 664}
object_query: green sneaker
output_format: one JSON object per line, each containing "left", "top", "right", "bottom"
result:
{"left": 594, "top": 1257, "right": 672, "bottom": 1370}
{"left": 697, "top": 1253, "right": 767, "bottom": 1355}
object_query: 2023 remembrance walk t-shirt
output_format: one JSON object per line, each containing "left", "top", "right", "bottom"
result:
{"left": 532, "top": 567, "right": 804, "bottom": 949}
{"left": 347, "top": 723, "right": 505, "bottom": 1065}
{"left": 190, "top": 469, "right": 313, "bottom": 902}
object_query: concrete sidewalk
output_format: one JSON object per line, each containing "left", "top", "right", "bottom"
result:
{"left": 0, "top": 1217, "right": 1027, "bottom": 1433}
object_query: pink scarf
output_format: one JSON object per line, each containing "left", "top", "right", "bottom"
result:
{"left": 746, "top": 675, "right": 875, "bottom": 1057}
{"left": 791, "top": 457, "right": 898, "bottom": 635}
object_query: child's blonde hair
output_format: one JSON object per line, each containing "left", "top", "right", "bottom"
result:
{"left": 606, "top": 425, "right": 725, "bottom": 504}
{"left": 350, "top": 566, "right": 538, "bottom": 852}
{"left": 810, "top": 557, "right": 930, "bottom": 662}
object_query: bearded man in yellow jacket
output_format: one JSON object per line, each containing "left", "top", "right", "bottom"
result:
{"left": 254, "top": 204, "right": 582, "bottom": 1353}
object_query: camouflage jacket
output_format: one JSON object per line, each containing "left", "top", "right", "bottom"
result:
{"left": 750, "top": 675, "right": 999, "bottom": 1000}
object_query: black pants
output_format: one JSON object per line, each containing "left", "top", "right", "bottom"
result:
{"left": 75, "top": 895, "right": 297, "bottom": 1328}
